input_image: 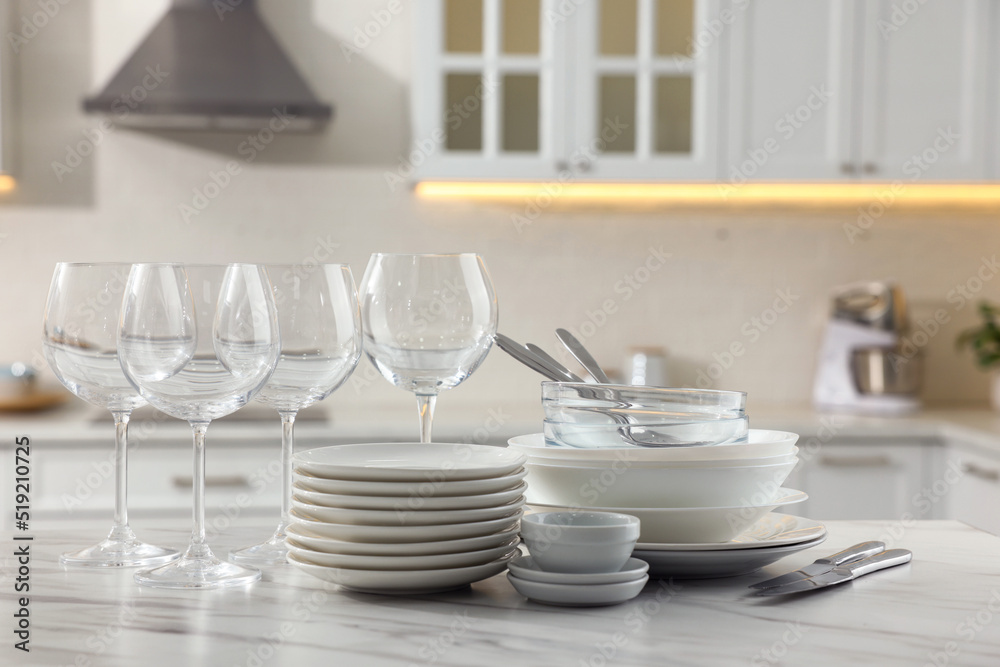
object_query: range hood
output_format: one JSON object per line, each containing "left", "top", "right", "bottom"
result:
{"left": 83, "top": 0, "right": 332, "bottom": 132}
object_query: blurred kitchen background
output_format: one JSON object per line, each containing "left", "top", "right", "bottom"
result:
{"left": 1, "top": 0, "right": 999, "bottom": 420}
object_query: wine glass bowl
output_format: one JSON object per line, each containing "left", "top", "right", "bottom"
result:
{"left": 229, "top": 264, "right": 362, "bottom": 566}
{"left": 42, "top": 262, "right": 179, "bottom": 568}
{"left": 118, "top": 263, "right": 280, "bottom": 588}
{"left": 360, "top": 253, "right": 498, "bottom": 442}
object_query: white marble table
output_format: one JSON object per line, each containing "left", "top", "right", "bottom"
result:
{"left": 3, "top": 518, "right": 1000, "bottom": 666}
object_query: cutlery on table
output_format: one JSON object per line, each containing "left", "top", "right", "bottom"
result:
{"left": 750, "top": 541, "right": 886, "bottom": 590}
{"left": 556, "top": 328, "right": 612, "bottom": 384}
{"left": 753, "top": 548, "right": 912, "bottom": 596}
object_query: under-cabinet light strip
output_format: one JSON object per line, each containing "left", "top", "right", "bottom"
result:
{"left": 414, "top": 181, "right": 1000, "bottom": 206}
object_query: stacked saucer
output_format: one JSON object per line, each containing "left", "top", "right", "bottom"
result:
{"left": 507, "top": 512, "right": 649, "bottom": 606}
{"left": 286, "top": 443, "right": 527, "bottom": 594}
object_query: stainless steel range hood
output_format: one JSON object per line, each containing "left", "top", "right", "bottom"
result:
{"left": 83, "top": 0, "right": 332, "bottom": 132}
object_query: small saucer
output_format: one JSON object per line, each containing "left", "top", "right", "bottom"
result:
{"left": 508, "top": 555, "right": 649, "bottom": 585}
{"left": 507, "top": 572, "right": 648, "bottom": 607}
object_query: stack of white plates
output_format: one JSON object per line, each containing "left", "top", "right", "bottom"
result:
{"left": 287, "top": 443, "right": 527, "bottom": 594}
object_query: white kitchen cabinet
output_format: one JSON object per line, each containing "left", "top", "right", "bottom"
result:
{"left": 412, "top": 0, "right": 722, "bottom": 182}
{"left": 857, "top": 0, "right": 990, "bottom": 182}
{"left": 725, "top": 0, "right": 857, "bottom": 181}
{"left": 791, "top": 441, "right": 933, "bottom": 520}
{"left": 942, "top": 446, "right": 1000, "bottom": 535}
{"left": 727, "top": 0, "right": 990, "bottom": 183}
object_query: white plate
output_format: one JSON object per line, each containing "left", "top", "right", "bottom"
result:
{"left": 285, "top": 522, "right": 521, "bottom": 556}
{"left": 507, "top": 572, "right": 648, "bottom": 606}
{"left": 292, "top": 482, "right": 528, "bottom": 511}
{"left": 294, "top": 443, "right": 527, "bottom": 482}
{"left": 289, "top": 508, "right": 521, "bottom": 543}
{"left": 293, "top": 468, "right": 527, "bottom": 497}
{"left": 508, "top": 555, "right": 649, "bottom": 585}
{"left": 287, "top": 538, "right": 520, "bottom": 571}
{"left": 288, "top": 550, "right": 518, "bottom": 594}
{"left": 291, "top": 496, "right": 525, "bottom": 527}
{"left": 507, "top": 431, "right": 798, "bottom": 462}
{"left": 635, "top": 535, "right": 828, "bottom": 579}
{"left": 634, "top": 514, "right": 827, "bottom": 552}
{"left": 527, "top": 488, "right": 807, "bottom": 543}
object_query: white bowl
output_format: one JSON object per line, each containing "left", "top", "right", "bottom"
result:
{"left": 291, "top": 496, "right": 525, "bottom": 527}
{"left": 286, "top": 538, "right": 520, "bottom": 571}
{"left": 294, "top": 443, "right": 526, "bottom": 482}
{"left": 520, "top": 511, "right": 640, "bottom": 574}
{"left": 523, "top": 459, "right": 798, "bottom": 508}
{"left": 523, "top": 449, "right": 798, "bottom": 469}
{"left": 292, "top": 481, "right": 528, "bottom": 511}
{"left": 507, "top": 430, "right": 799, "bottom": 461}
{"left": 285, "top": 522, "right": 521, "bottom": 556}
{"left": 293, "top": 468, "right": 527, "bottom": 497}
{"left": 528, "top": 488, "right": 808, "bottom": 543}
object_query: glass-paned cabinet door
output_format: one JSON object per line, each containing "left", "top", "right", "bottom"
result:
{"left": 569, "top": 0, "right": 721, "bottom": 180}
{"left": 412, "top": 0, "right": 567, "bottom": 180}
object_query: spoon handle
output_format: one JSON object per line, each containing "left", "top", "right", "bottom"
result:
{"left": 556, "top": 329, "right": 611, "bottom": 384}
{"left": 526, "top": 344, "right": 583, "bottom": 383}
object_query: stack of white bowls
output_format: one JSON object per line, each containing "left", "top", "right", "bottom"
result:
{"left": 286, "top": 443, "right": 527, "bottom": 594}
{"left": 509, "top": 383, "right": 820, "bottom": 577}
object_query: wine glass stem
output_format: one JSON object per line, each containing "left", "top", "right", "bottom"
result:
{"left": 416, "top": 394, "right": 437, "bottom": 443}
{"left": 279, "top": 411, "right": 297, "bottom": 527}
{"left": 190, "top": 422, "right": 210, "bottom": 554}
{"left": 110, "top": 410, "right": 131, "bottom": 532}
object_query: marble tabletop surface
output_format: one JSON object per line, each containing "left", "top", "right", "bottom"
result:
{"left": 2, "top": 518, "right": 1000, "bottom": 666}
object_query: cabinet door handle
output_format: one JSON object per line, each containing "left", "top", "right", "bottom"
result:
{"left": 961, "top": 463, "right": 1000, "bottom": 483}
{"left": 171, "top": 475, "right": 251, "bottom": 489}
{"left": 840, "top": 163, "right": 858, "bottom": 175}
{"left": 863, "top": 162, "right": 878, "bottom": 174}
{"left": 819, "top": 455, "right": 893, "bottom": 468}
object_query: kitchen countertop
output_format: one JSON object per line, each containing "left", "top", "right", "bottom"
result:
{"left": 8, "top": 400, "right": 1000, "bottom": 456}
{"left": 2, "top": 518, "right": 999, "bottom": 666}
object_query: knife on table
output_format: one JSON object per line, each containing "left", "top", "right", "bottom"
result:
{"left": 751, "top": 541, "right": 886, "bottom": 590}
{"left": 754, "top": 549, "right": 912, "bottom": 596}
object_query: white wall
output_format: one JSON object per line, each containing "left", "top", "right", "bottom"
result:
{"left": 1, "top": 0, "right": 999, "bottom": 420}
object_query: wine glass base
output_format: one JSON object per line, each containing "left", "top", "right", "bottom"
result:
{"left": 60, "top": 539, "right": 179, "bottom": 569}
{"left": 135, "top": 551, "right": 261, "bottom": 589}
{"left": 228, "top": 533, "right": 289, "bottom": 566}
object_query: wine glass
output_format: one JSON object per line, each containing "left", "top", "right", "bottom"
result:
{"left": 42, "top": 263, "right": 180, "bottom": 568}
{"left": 118, "top": 264, "right": 279, "bottom": 589}
{"left": 360, "top": 253, "right": 498, "bottom": 442}
{"left": 229, "top": 264, "right": 362, "bottom": 566}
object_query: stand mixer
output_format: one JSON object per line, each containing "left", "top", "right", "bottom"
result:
{"left": 813, "top": 281, "right": 921, "bottom": 415}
